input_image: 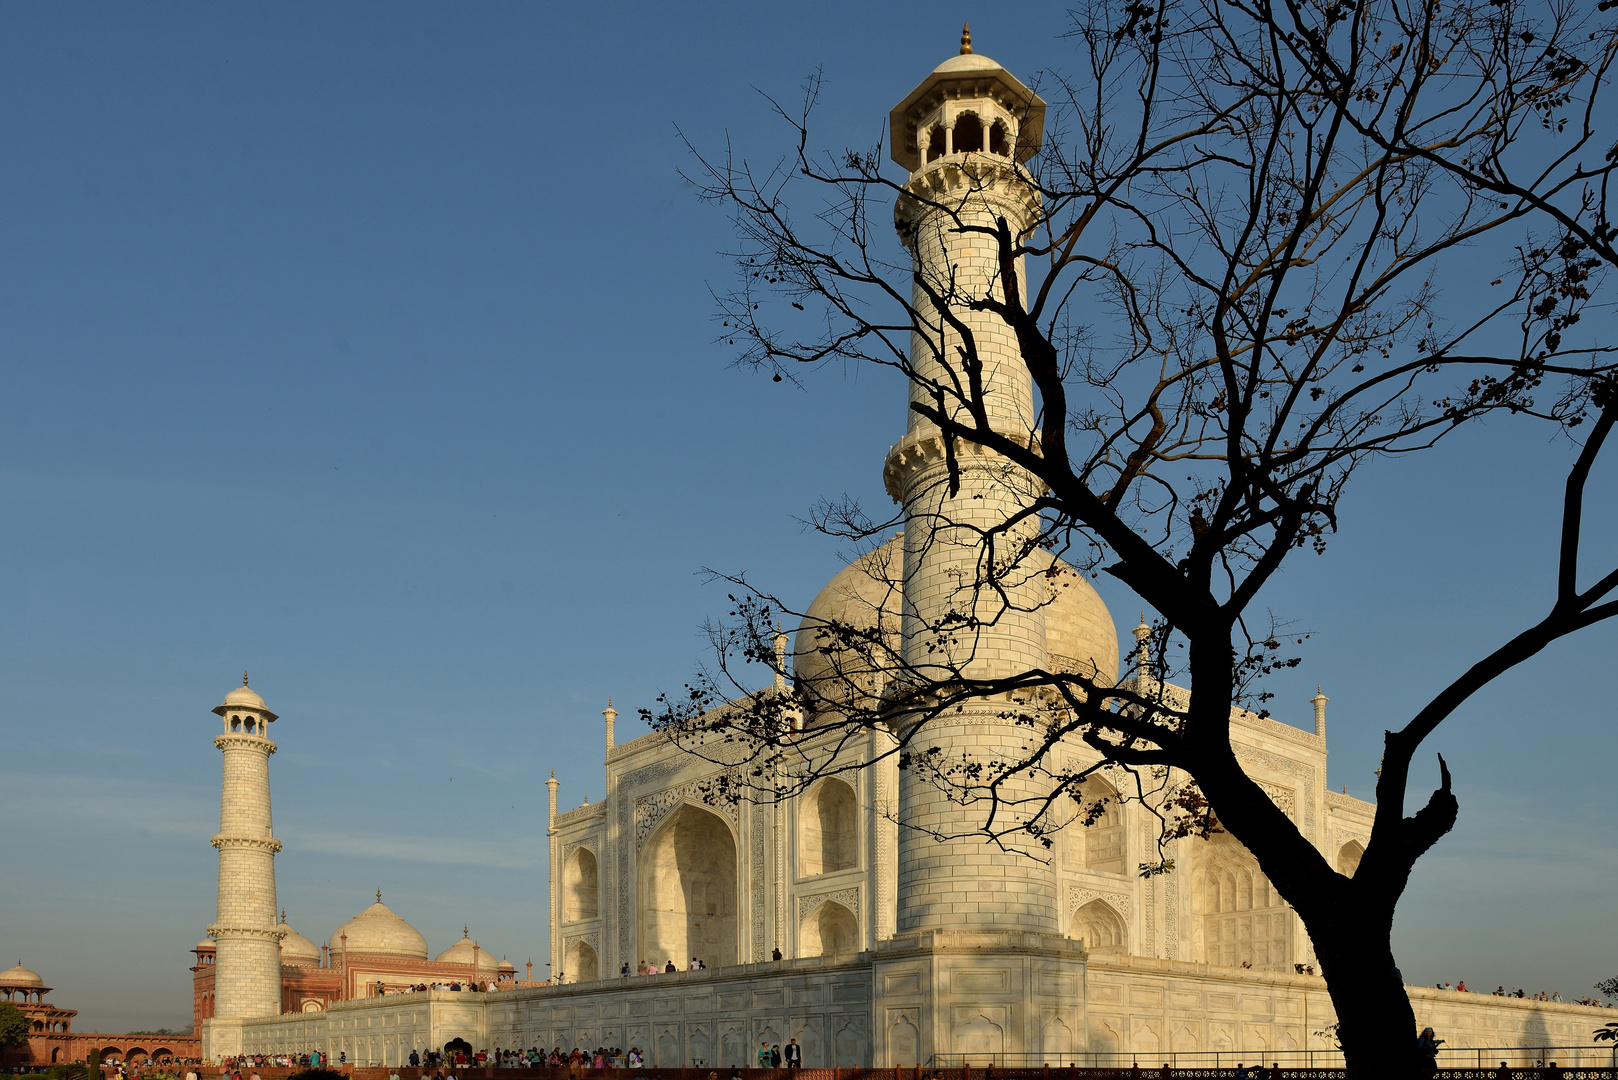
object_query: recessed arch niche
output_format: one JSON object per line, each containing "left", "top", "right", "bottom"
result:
{"left": 639, "top": 803, "right": 738, "bottom": 969}
{"left": 801, "top": 779, "right": 857, "bottom": 876}
{"left": 1062, "top": 774, "right": 1125, "bottom": 876}
{"left": 563, "top": 846, "right": 599, "bottom": 922}
{"left": 1070, "top": 898, "right": 1127, "bottom": 952}
{"left": 1337, "top": 839, "right": 1365, "bottom": 878}
{"left": 799, "top": 900, "right": 858, "bottom": 957}
{"left": 568, "top": 939, "right": 599, "bottom": 983}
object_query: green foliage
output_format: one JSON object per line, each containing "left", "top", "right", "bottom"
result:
{"left": 43, "top": 1062, "right": 95, "bottom": 1080}
{"left": 1597, "top": 976, "right": 1618, "bottom": 1000}
{"left": 0, "top": 1003, "right": 29, "bottom": 1048}
{"left": 288, "top": 1069, "right": 346, "bottom": 1080}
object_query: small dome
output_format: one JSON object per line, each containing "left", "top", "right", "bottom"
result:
{"left": 194, "top": 939, "right": 216, "bottom": 952}
{"left": 277, "top": 923, "right": 321, "bottom": 963}
{"left": 434, "top": 932, "right": 498, "bottom": 972}
{"left": 212, "top": 676, "right": 278, "bottom": 722}
{"left": 497, "top": 958, "right": 515, "bottom": 973}
{"left": 932, "top": 52, "right": 1005, "bottom": 75}
{"left": 793, "top": 536, "right": 1119, "bottom": 720}
{"left": 0, "top": 963, "right": 44, "bottom": 987}
{"left": 328, "top": 897, "right": 428, "bottom": 959}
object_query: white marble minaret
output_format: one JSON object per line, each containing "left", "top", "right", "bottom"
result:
{"left": 883, "top": 23, "right": 1055, "bottom": 935}
{"left": 873, "top": 28, "right": 1087, "bottom": 1065}
{"left": 202, "top": 674, "right": 284, "bottom": 1058}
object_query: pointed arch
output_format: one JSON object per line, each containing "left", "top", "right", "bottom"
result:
{"left": 801, "top": 779, "right": 857, "bottom": 875}
{"left": 568, "top": 940, "right": 598, "bottom": 983}
{"left": 1337, "top": 839, "right": 1365, "bottom": 878}
{"left": 952, "top": 112, "right": 984, "bottom": 153}
{"left": 639, "top": 802, "right": 738, "bottom": 969}
{"left": 1070, "top": 898, "right": 1127, "bottom": 952}
{"left": 1064, "top": 774, "right": 1125, "bottom": 875}
{"left": 563, "top": 847, "right": 599, "bottom": 922}
{"left": 800, "top": 900, "right": 858, "bottom": 957}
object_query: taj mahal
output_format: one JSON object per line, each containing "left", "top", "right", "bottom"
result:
{"left": 195, "top": 35, "right": 1610, "bottom": 1070}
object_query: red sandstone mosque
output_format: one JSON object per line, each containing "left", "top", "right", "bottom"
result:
{"left": 188, "top": 891, "right": 536, "bottom": 1028}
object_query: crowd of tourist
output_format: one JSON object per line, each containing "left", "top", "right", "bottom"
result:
{"left": 621, "top": 958, "right": 708, "bottom": 977}
{"left": 406, "top": 1046, "right": 641, "bottom": 1069}
{"left": 373, "top": 981, "right": 507, "bottom": 996}
{"left": 1430, "top": 981, "right": 1615, "bottom": 1006}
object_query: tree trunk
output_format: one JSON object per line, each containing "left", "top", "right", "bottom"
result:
{"left": 1315, "top": 916, "right": 1425, "bottom": 1080}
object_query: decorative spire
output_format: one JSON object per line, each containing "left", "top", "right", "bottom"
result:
{"left": 773, "top": 623, "right": 789, "bottom": 694}
{"left": 604, "top": 699, "right": 618, "bottom": 752}
{"left": 1133, "top": 614, "right": 1152, "bottom": 684}
{"left": 242, "top": 671, "right": 250, "bottom": 687}
{"left": 376, "top": 888, "right": 382, "bottom": 903}
{"left": 281, "top": 909, "right": 287, "bottom": 923}
{"left": 960, "top": 21, "right": 972, "bottom": 54}
{"left": 1310, "top": 685, "right": 1329, "bottom": 738}
{"left": 464, "top": 925, "right": 470, "bottom": 938}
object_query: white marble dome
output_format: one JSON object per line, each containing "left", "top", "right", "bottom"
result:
{"left": 327, "top": 897, "right": 428, "bottom": 959}
{"left": 793, "top": 535, "right": 1119, "bottom": 717}
{"left": 434, "top": 931, "right": 498, "bottom": 972}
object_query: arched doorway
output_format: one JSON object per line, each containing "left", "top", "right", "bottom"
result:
{"left": 639, "top": 803, "right": 738, "bottom": 969}
{"left": 443, "top": 1038, "right": 473, "bottom": 1059}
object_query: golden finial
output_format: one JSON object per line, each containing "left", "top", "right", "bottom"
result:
{"left": 281, "top": 909, "right": 287, "bottom": 923}
{"left": 376, "top": 888, "right": 382, "bottom": 903}
{"left": 464, "top": 925, "right": 470, "bottom": 937}
{"left": 242, "top": 671, "right": 250, "bottom": 687}
{"left": 961, "top": 22, "right": 972, "bottom": 54}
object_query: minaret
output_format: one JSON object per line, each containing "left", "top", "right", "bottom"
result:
{"left": 203, "top": 674, "right": 284, "bottom": 1056}
{"left": 603, "top": 700, "right": 617, "bottom": 754}
{"left": 545, "top": 771, "right": 560, "bottom": 988}
{"left": 883, "top": 30, "right": 1056, "bottom": 936}
{"left": 1311, "top": 686, "right": 1329, "bottom": 738}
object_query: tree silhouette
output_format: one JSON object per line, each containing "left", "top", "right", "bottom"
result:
{"left": 655, "top": 3, "right": 1618, "bottom": 1076}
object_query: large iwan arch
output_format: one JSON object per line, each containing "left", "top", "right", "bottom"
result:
{"left": 639, "top": 803, "right": 738, "bottom": 969}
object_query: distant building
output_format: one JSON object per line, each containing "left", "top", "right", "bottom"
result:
{"left": 0, "top": 962, "right": 199, "bottom": 1067}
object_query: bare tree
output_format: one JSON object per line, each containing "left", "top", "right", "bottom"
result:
{"left": 654, "top": 2, "right": 1618, "bottom": 1075}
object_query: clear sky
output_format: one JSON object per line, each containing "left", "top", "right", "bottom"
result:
{"left": 0, "top": 2, "right": 1612, "bottom": 1034}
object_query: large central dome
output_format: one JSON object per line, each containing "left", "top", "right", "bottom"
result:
{"left": 327, "top": 897, "right": 428, "bottom": 959}
{"left": 793, "top": 535, "right": 1119, "bottom": 717}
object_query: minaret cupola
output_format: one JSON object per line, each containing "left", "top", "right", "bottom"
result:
{"left": 887, "top": 23, "right": 1046, "bottom": 173}
{"left": 213, "top": 672, "right": 279, "bottom": 735}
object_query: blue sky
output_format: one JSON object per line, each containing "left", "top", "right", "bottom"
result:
{"left": 0, "top": 2, "right": 1612, "bottom": 1033}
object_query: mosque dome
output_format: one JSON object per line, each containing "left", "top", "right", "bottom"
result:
{"left": 434, "top": 930, "right": 498, "bottom": 972}
{"left": 0, "top": 963, "right": 43, "bottom": 987}
{"left": 328, "top": 895, "right": 428, "bottom": 959}
{"left": 277, "top": 920, "right": 321, "bottom": 964}
{"left": 793, "top": 536, "right": 1119, "bottom": 719}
